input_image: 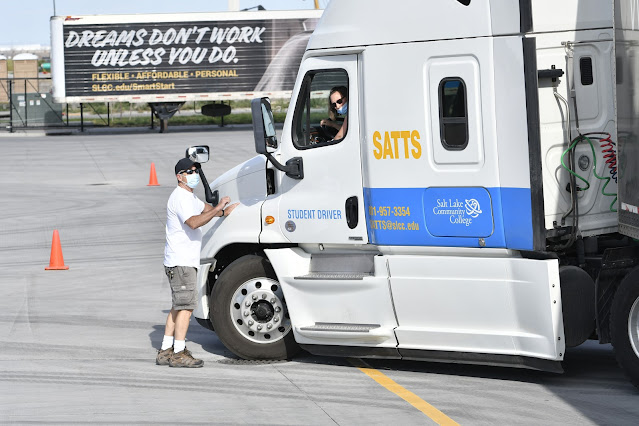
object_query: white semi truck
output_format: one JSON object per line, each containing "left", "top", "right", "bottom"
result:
{"left": 187, "top": 0, "right": 639, "bottom": 389}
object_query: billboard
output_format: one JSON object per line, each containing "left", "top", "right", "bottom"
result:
{"left": 51, "top": 11, "right": 321, "bottom": 102}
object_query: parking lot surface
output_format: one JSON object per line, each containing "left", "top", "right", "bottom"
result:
{"left": 0, "top": 127, "right": 637, "bottom": 425}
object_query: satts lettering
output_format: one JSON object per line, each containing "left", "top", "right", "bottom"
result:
{"left": 372, "top": 130, "right": 422, "bottom": 160}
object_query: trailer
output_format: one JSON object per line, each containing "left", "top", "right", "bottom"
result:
{"left": 185, "top": 0, "right": 639, "bottom": 389}
{"left": 50, "top": 9, "right": 322, "bottom": 130}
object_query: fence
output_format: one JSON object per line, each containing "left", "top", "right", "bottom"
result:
{"left": 0, "top": 78, "right": 65, "bottom": 131}
{"left": 0, "top": 77, "right": 226, "bottom": 132}
{"left": 0, "top": 77, "right": 134, "bottom": 132}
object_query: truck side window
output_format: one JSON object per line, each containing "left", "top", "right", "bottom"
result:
{"left": 292, "top": 69, "right": 349, "bottom": 149}
{"left": 580, "top": 57, "right": 594, "bottom": 86}
{"left": 439, "top": 78, "right": 468, "bottom": 150}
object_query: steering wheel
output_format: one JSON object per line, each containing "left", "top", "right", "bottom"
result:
{"left": 321, "top": 124, "right": 339, "bottom": 139}
{"left": 303, "top": 126, "right": 326, "bottom": 145}
{"left": 310, "top": 133, "right": 327, "bottom": 145}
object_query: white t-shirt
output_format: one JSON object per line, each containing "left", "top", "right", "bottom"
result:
{"left": 163, "top": 186, "right": 205, "bottom": 268}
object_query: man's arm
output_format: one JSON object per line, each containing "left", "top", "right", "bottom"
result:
{"left": 185, "top": 196, "right": 239, "bottom": 229}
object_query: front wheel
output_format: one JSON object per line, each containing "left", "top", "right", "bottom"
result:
{"left": 210, "top": 255, "right": 299, "bottom": 360}
{"left": 610, "top": 268, "right": 639, "bottom": 390}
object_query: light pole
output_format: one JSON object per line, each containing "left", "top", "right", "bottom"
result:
{"left": 53, "top": 0, "right": 56, "bottom": 15}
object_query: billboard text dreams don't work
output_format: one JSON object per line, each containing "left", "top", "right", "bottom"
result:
{"left": 55, "top": 14, "right": 319, "bottom": 99}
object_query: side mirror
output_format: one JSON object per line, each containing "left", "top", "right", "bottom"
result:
{"left": 250, "top": 97, "right": 304, "bottom": 180}
{"left": 186, "top": 145, "right": 210, "bottom": 163}
{"left": 185, "top": 145, "right": 215, "bottom": 204}
{"left": 251, "top": 97, "right": 278, "bottom": 154}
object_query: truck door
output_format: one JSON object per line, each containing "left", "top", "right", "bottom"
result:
{"left": 261, "top": 55, "right": 397, "bottom": 351}
{"left": 274, "top": 55, "right": 367, "bottom": 244}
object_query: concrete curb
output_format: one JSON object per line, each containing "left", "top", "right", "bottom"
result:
{"left": 0, "top": 129, "right": 47, "bottom": 137}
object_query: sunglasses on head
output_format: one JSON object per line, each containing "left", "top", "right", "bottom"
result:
{"left": 180, "top": 169, "right": 199, "bottom": 175}
{"left": 331, "top": 97, "right": 345, "bottom": 108}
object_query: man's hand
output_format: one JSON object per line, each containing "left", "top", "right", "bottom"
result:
{"left": 185, "top": 196, "right": 239, "bottom": 229}
{"left": 222, "top": 202, "right": 240, "bottom": 216}
{"left": 216, "top": 196, "right": 239, "bottom": 217}
{"left": 216, "top": 196, "right": 231, "bottom": 210}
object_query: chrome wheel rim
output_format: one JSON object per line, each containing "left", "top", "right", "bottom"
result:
{"left": 629, "top": 296, "right": 639, "bottom": 359}
{"left": 230, "top": 277, "right": 291, "bottom": 344}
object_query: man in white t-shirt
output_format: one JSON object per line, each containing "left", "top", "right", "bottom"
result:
{"left": 157, "top": 157, "right": 238, "bottom": 368}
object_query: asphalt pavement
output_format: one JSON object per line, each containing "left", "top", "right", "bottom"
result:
{"left": 0, "top": 127, "right": 637, "bottom": 425}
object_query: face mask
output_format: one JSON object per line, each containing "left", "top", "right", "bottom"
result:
{"left": 337, "top": 103, "right": 348, "bottom": 115}
{"left": 185, "top": 174, "right": 200, "bottom": 189}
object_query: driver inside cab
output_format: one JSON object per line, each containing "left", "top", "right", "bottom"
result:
{"left": 320, "top": 86, "right": 348, "bottom": 141}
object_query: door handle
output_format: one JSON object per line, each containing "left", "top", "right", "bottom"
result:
{"left": 345, "top": 196, "right": 358, "bottom": 229}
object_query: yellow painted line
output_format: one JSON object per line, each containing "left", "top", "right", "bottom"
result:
{"left": 350, "top": 359, "right": 459, "bottom": 425}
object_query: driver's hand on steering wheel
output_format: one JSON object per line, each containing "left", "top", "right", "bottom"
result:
{"left": 320, "top": 119, "right": 330, "bottom": 127}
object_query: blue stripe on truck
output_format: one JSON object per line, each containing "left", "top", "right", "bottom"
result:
{"left": 363, "top": 187, "right": 533, "bottom": 250}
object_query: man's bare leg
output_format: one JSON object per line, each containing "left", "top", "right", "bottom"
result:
{"left": 157, "top": 309, "right": 180, "bottom": 364}
{"left": 173, "top": 309, "right": 192, "bottom": 341}
{"left": 163, "top": 309, "right": 177, "bottom": 338}
{"left": 163, "top": 309, "right": 192, "bottom": 347}
{"left": 168, "top": 309, "right": 202, "bottom": 367}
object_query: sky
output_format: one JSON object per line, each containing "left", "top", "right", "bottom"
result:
{"left": 0, "top": 0, "right": 328, "bottom": 46}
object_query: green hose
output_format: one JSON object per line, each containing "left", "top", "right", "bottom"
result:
{"left": 560, "top": 134, "right": 618, "bottom": 212}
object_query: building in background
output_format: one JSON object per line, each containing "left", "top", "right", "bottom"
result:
{"left": 12, "top": 53, "right": 39, "bottom": 93}
{"left": 0, "top": 44, "right": 50, "bottom": 60}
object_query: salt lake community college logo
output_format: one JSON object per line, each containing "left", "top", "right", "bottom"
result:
{"left": 465, "top": 199, "right": 482, "bottom": 218}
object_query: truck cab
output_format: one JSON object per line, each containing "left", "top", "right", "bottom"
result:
{"left": 191, "top": 0, "right": 639, "bottom": 389}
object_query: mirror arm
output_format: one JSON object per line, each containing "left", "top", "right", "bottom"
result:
{"left": 264, "top": 152, "right": 304, "bottom": 180}
{"left": 195, "top": 164, "right": 216, "bottom": 204}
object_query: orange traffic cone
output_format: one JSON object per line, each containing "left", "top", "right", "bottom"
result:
{"left": 147, "top": 163, "right": 160, "bottom": 186}
{"left": 45, "top": 230, "right": 69, "bottom": 270}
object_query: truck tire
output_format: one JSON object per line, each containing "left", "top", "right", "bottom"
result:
{"left": 210, "top": 255, "right": 299, "bottom": 360}
{"left": 610, "top": 268, "right": 639, "bottom": 390}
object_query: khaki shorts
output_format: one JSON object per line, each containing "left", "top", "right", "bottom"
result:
{"left": 165, "top": 266, "right": 198, "bottom": 310}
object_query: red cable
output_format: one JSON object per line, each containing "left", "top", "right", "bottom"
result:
{"left": 598, "top": 133, "right": 618, "bottom": 183}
